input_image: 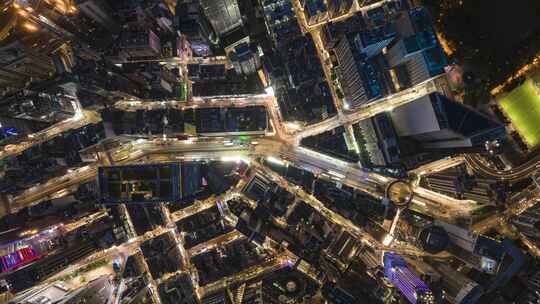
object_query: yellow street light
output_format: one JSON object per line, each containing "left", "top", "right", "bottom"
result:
{"left": 17, "top": 9, "right": 28, "bottom": 17}
{"left": 23, "top": 22, "right": 39, "bottom": 32}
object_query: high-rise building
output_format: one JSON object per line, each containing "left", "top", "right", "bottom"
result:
{"left": 119, "top": 29, "right": 161, "bottom": 58}
{"left": 327, "top": 0, "right": 353, "bottom": 19}
{"left": 389, "top": 92, "right": 507, "bottom": 152}
{"left": 0, "top": 41, "right": 55, "bottom": 95}
{"left": 175, "top": 0, "right": 213, "bottom": 55}
{"left": 385, "top": 7, "right": 447, "bottom": 88}
{"left": 301, "top": 0, "right": 328, "bottom": 25}
{"left": 512, "top": 203, "right": 540, "bottom": 246}
{"left": 200, "top": 0, "right": 243, "bottom": 36}
{"left": 383, "top": 252, "right": 435, "bottom": 304}
{"left": 334, "top": 7, "right": 447, "bottom": 109}
{"left": 335, "top": 30, "right": 395, "bottom": 108}
{"left": 75, "top": 0, "right": 120, "bottom": 33}
{"left": 353, "top": 113, "right": 401, "bottom": 168}
{"left": 434, "top": 220, "right": 504, "bottom": 274}
{"left": 229, "top": 43, "right": 262, "bottom": 75}
{"left": 430, "top": 262, "right": 484, "bottom": 304}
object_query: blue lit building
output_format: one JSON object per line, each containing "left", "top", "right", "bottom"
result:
{"left": 229, "top": 42, "right": 262, "bottom": 75}
{"left": 301, "top": 0, "right": 328, "bottom": 25}
{"left": 335, "top": 27, "right": 396, "bottom": 107}
{"left": 261, "top": 0, "right": 302, "bottom": 49}
{"left": 385, "top": 7, "right": 447, "bottom": 88}
{"left": 334, "top": 7, "right": 447, "bottom": 109}
{"left": 383, "top": 252, "right": 435, "bottom": 304}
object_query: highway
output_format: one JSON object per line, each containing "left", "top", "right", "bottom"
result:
{"left": 409, "top": 156, "right": 466, "bottom": 177}
{"left": 271, "top": 143, "right": 477, "bottom": 221}
{"left": 6, "top": 139, "right": 251, "bottom": 215}
{"left": 6, "top": 134, "right": 479, "bottom": 223}
{"left": 465, "top": 154, "right": 540, "bottom": 181}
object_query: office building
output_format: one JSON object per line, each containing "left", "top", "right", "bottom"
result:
{"left": 421, "top": 165, "right": 504, "bottom": 206}
{"left": 383, "top": 252, "right": 435, "bottom": 304}
{"left": 158, "top": 272, "right": 198, "bottom": 304}
{"left": 119, "top": 29, "right": 161, "bottom": 58}
{"left": 389, "top": 92, "right": 506, "bottom": 152}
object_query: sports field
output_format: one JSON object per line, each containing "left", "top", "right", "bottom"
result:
{"left": 499, "top": 79, "right": 540, "bottom": 148}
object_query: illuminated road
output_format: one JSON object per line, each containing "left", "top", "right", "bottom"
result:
{"left": 62, "top": 210, "right": 110, "bottom": 233}
{"left": 465, "top": 154, "right": 540, "bottom": 181}
{"left": 199, "top": 255, "right": 288, "bottom": 297}
{"left": 293, "top": 76, "right": 443, "bottom": 141}
{"left": 409, "top": 156, "right": 466, "bottom": 177}
{"left": 7, "top": 139, "right": 251, "bottom": 215}
{"left": 118, "top": 55, "right": 230, "bottom": 67}
{"left": 0, "top": 110, "right": 101, "bottom": 161}
{"left": 472, "top": 189, "right": 540, "bottom": 234}
{"left": 267, "top": 142, "right": 477, "bottom": 221}
{"left": 253, "top": 159, "right": 437, "bottom": 257}
{"left": 171, "top": 190, "right": 243, "bottom": 223}
{"left": 187, "top": 230, "right": 246, "bottom": 257}
{"left": 6, "top": 136, "right": 477, "bottom": 222}
{"left": 114, "top": 94, "right": 269, "bottom": 112}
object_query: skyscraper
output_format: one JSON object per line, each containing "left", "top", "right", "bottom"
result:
{"left": 335, "top": 30, "right": 395, "bottom": 108}
{"left": 229, "top": 42, "right": 262, "bottom": 75}
{"left": 389, "top": 92, "right": 506, "bottom": 152}
{"left": 385, "top": 7, "right": 447, "bottom": 88}
{"left": 383, "top": 252, "right": 435, "bottom": 304}
{"left": 430, "top": 262, "right": 484, "bottom": 304}
{"left": 334, "top": 7, "right": 447, "bottom": 109}
{"left": 200, "top": 0, "right": 243, "bottom": 36}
